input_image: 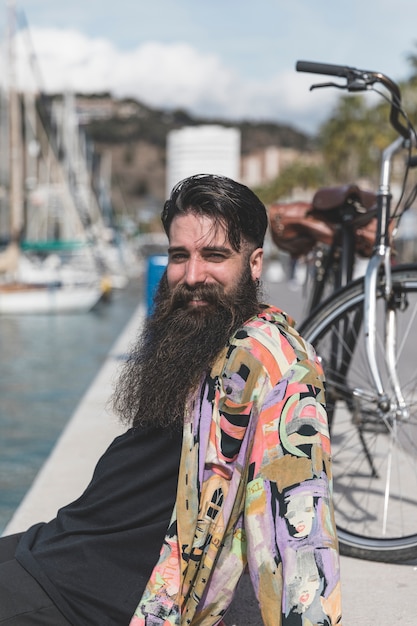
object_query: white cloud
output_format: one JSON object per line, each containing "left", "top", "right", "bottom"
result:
{"left": 3, "top": 26, "right": 338, "bottom": 134}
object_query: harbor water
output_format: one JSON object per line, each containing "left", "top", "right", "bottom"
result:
{"left": 0, "top": 280, "right": 143, "bottom": 534}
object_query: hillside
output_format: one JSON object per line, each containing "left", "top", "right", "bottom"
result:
{"left": 75, "top": 94, "right": 314, "bottom": 226}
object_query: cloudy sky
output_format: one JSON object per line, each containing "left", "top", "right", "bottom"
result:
{"left": 2, "top": 0, "right": 417, "bottom": 134}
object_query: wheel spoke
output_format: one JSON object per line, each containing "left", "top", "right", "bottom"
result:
{"left": 382, "top": 420, "right": 395, "bottom": 535}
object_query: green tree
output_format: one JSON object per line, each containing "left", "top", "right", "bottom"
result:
{"left": 255, "top": 162, "right": 325, "bottom": 205}
{"left": 406, "top": 44, "right": 417, "bottom": 79}
{"left": 400, "top": 45, "right": 417, "bottom": 128}
{"left": 318, "top": 94, "right": 394, "bottom": 185}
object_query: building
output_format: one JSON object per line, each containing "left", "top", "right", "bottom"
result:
{"left": 240, "top": 145, "right": 322, "bottom": 189}
{"left": 166, "top": 125, "right": 241, "bottom": 194}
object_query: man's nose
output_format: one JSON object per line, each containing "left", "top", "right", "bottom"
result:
{"left": 184, "top": 257, "right": 206, "bottom": 286}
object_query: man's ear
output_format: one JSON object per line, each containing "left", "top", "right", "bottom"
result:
{"left": 249, "top": 248, "right": 263, "bottom": 280}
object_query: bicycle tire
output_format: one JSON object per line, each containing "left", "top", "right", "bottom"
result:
{"left": 299, "top": 264, "right": 417, "bottom": 562}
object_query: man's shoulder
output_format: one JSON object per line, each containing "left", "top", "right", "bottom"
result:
{"left": 230, "top": 304, "right": 315, "bottom": 365}
{"left": 246, "top": 304, "right": 294, "bottom": 329}
{"left": 211, "top": 305, "right": 321, "bottom": 389}
{"left": 236, "top": 304, "right": 296, "bottom": 342}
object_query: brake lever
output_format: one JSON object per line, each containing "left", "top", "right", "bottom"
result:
{"left": 310, "top": 81, "right": 347, "bottom": 91}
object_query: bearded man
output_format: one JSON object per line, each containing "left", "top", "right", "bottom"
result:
{"left": 0, "top": 174, "right": 342, "bottom": 625}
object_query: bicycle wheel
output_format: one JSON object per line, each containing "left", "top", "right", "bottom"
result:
{"left": 299, "top": 264, "right": 417, "bottom": 562}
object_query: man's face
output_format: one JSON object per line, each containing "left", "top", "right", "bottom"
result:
{"left": 112, "top": 211, "right": 264, "bottom": 429}
{"left": 166, "top": 213, "right": 263, "bottom": 305}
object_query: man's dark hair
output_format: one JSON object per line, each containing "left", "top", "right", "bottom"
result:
{"left": 161, "top": 174, "right": 268, "bottom": 250}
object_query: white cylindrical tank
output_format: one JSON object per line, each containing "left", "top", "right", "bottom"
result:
{"left": 166, "top": 125, "right": 241, "bottom": 195}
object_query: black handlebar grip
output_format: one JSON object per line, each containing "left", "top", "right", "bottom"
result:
{"left": 296, "top": 60, "right": 355, "bottom": 78}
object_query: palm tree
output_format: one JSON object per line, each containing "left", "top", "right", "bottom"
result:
{"left": 318, "top": 94, "right": 393, "bottom": 185}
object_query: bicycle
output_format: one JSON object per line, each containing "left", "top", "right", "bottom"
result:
{"left": 270, "top": 60, "right": 417, "bottom": 563}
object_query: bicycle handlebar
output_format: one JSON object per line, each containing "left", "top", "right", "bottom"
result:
{"left": 296, "top": 60, "right": 359, "bottom": 78}
{"left": 296, "top": 60, "right": 410, "bottom": 140}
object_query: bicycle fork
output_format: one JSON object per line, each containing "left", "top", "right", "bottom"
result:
{"left": 363, "top": 247, "right": 408, "bottom": 419}
{"left": 363, "top": 135, "right": 409, "bottom": 420}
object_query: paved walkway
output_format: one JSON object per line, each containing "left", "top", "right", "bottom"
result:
{"left": 4, "top": 296, "right": 417, "bottom": 625}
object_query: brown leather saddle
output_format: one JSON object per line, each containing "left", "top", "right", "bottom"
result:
{"left": 269, "top": 184, "right": 378, "bottom": 258}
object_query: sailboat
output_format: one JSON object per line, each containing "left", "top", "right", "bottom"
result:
{"left": 0, "top": 4, "right": 110, "bottom": 313}
{"left": 0, "top": 278, "right": 103, "bottom": 315}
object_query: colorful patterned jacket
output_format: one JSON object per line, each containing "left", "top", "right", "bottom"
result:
{"left": 130, "top": 305, "right": 342, "bottom": 625}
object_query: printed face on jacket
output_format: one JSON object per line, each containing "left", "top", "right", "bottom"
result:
{"left": 287, "top": 550, "right": 321, "bottom": 614}
{"left": 166, "top": 212, "right": 263, "bottom": 305}
{"left": 284, "top": 493, "right": 315, "bottom": 538}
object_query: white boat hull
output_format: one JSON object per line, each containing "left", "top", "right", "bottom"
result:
{"left": 0, "top": 285, "right": 102, "bottom": 314}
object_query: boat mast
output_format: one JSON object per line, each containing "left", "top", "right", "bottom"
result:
{"left": 7, "top": 0, "right": 24, "bottom": 242}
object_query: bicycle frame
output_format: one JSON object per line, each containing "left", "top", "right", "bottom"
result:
{"left": 306, "top": 219, "right": 357, "bottom": 315}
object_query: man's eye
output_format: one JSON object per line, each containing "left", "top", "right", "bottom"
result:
{"left": 170, "top": 253, "right": 187, "bottom": 262}
{"left": 206, "top": 252, "right": 226, "bottom": 261}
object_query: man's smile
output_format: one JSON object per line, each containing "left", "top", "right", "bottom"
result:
{"left": 188, "top": 296, "right": 208, "bottom": 307}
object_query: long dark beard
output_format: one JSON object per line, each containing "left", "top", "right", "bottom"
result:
{"left": 112, "top": 266, "right": 261, "bottom": 429}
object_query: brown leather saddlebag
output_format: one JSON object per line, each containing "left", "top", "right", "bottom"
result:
{"left": 269, "top": 201, "right": 335, "bottom": 257}
{"left": 269, "top": 195, "right": 386, "bottom": 258}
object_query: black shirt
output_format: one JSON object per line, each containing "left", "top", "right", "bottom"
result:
{"left": 16, "top": 425, "right": 182, "bottom": 625}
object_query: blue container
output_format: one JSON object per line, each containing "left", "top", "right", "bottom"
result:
{"left": 146, "top": 254, "right": 168, "bottom": 314}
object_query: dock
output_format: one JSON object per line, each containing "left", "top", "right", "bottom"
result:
{"left": 3, "top": 292, "right": 417, "bottom": 625}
